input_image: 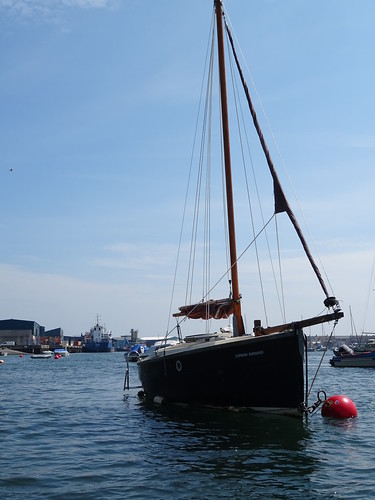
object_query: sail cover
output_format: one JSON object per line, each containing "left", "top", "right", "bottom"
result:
{"left": 173, "top": 298, "right": 234, "bottom": 320}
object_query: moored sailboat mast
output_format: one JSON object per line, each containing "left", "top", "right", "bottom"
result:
{"left": 174, "top": 1, "right": 342, "bottom": 334}
{"left": 136, "top": 1, "right": 345, "bottom": 416}
{"left": 214, "top": 0, "right": 245, "bottom": 337}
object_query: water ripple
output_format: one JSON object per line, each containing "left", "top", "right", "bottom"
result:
{"left": 0, "top": 352, "right": 373, "bottom": 499}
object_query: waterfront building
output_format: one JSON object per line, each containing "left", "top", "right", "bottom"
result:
{"left": 0, "top": 319, "right": 44, "bottom": 346}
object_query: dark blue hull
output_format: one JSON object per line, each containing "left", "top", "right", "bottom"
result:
{"left": 330, "top": 351, "right": 375, "bottom": 367}
{"left": 83, "top": 341, "right": 114, "bottom": 353}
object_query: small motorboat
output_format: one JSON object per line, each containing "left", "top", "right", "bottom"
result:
{"left": 54, "top": 348, "right": 70, "bottom": 357}
{"left": 138, "top": 338, "right": 179, "bottom": 360}
{"left": 31, "top": 350, "right": 53, "bottom": 359}
{"left": 125, "top": 344, "right": 148, "bottom": 362}
{"left": 330, "top": 344, "right": 375, "bottom": 367}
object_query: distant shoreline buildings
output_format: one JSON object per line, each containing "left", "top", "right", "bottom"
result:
{"left": 3, "top": 317, "right": 372, "bottom": 354}
{"left": 0, "top": 319, "right": 147, "bottom": 353}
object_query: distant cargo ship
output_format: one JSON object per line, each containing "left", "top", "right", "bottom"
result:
{"left": 83, "top": 316, "right": 114, "bottom": 353}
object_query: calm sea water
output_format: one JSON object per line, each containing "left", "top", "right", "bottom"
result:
{"left": 1, "top": 350, "right": 374, "bottom": 499}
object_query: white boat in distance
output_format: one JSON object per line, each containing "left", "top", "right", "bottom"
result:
{"left": 136, "top": 0, "right": 343, "bottom": 416}
{"left": 54, "top": 348, "right": 70, "bottom": 357}
{"left": 31, "top": 350, "right": 53, "bottom": 359}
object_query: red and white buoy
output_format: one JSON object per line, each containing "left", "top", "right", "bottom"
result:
{"left": 321, "top": 394, "right": 357, "bottom": 419}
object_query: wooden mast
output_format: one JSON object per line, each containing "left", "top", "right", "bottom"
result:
{"left": 215, "top": 0, "right": 244, "bottom": 336}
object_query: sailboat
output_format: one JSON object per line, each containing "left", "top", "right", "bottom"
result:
{"left": 330, "top": 273, "right": 375, "bottom": 367}
{"left": 137, "top": 0, "right": 343, "bottom": 415}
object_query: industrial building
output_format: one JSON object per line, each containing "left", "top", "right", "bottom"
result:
{"left": 0, "top": 319, "right": 45, "bottom": 346}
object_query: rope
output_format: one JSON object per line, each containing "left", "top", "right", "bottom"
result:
{"left": 307, "top": 318, "right": 339, "bottom": 400}
{"left": 223, "top": 3, "right": 336, "bottom": 299}
{"left": 274, "top": 216, "right": 286, "bottom": 323}
{"left": 165, "top": 10, "right": 216, "bottom": 336}
{"left": 165, "top": 214, "right": 275, "bottom": 338}
{"left": 225, "top": 34, "right": 270, "bottom": 326}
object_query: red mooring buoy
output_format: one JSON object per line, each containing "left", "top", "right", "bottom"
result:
{"left": 321, "top": 394, "right": 357, "bottom": 419}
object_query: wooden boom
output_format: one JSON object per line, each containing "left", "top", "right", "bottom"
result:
{"left": 253, "top": 310, "right": 344, "bottom": 336}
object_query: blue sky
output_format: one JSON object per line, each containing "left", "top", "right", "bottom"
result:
{"left": 1, "top": 0, "right": 375, "bottom": 340}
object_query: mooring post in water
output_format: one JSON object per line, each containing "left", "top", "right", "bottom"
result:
{"left": 123, "top": 357, "right": 130, "bottom": 391}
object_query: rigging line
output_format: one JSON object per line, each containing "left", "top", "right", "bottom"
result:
{"left": 219, "top": 101, "right": 231, "bottom": 290}
{"left": 274, "top": 216, "right": 287, "bottom": 322}
{"left": 361, "top": 254, "right": 375, "bottom": 334}
{"left": 186, "top": 120, "right": 202, "bottom": 304}
{"left": 203, "top": 75, "right": 214, "bottom": 334}
{"left": 168, "top": 214, "right": 276, "bottom": 338}
{"left": 186, "top": 28, "right": 216, "bottom": 306}
{"left": 236, "top": 215, "right": 276, "bottom": 277}
{"left": 166, "top": 10, "right": 216, "bottom": 334}
{"left": 217, "top": 38, "right": 231, "bottom": 298}
{"left": 187, "top": 52, "right": 214, "bottom": 305}
{"left": 221, "top": 7, "right": 292, "bottom": 322}
{"left": 225, "top": 28, "right": 291, "bottom": 327}
{"left": 224, "top": 5, "right": 335, "bottom": 298}
{"left": 349, "top": 306, "right": 358, "bottom": 338}
{"left": 218, "top": 93, "right": 233, "bottom": 312}
{"left": 217, "top": 72, "right": 232, "bottom": 294}
{"left": 205, "top": 215, "right": 277, "bottom": 311}
{"left": 228, "top": 60, "right": 285, "bottom": 323}
{"left": 225, "top": 34, "right": 269, "bottom": 326}
{"left": 225, "top": 19, "right": 332, "bottom": 302}
{"left": 307, "top": 319, "right": 339, "bottom": 400}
